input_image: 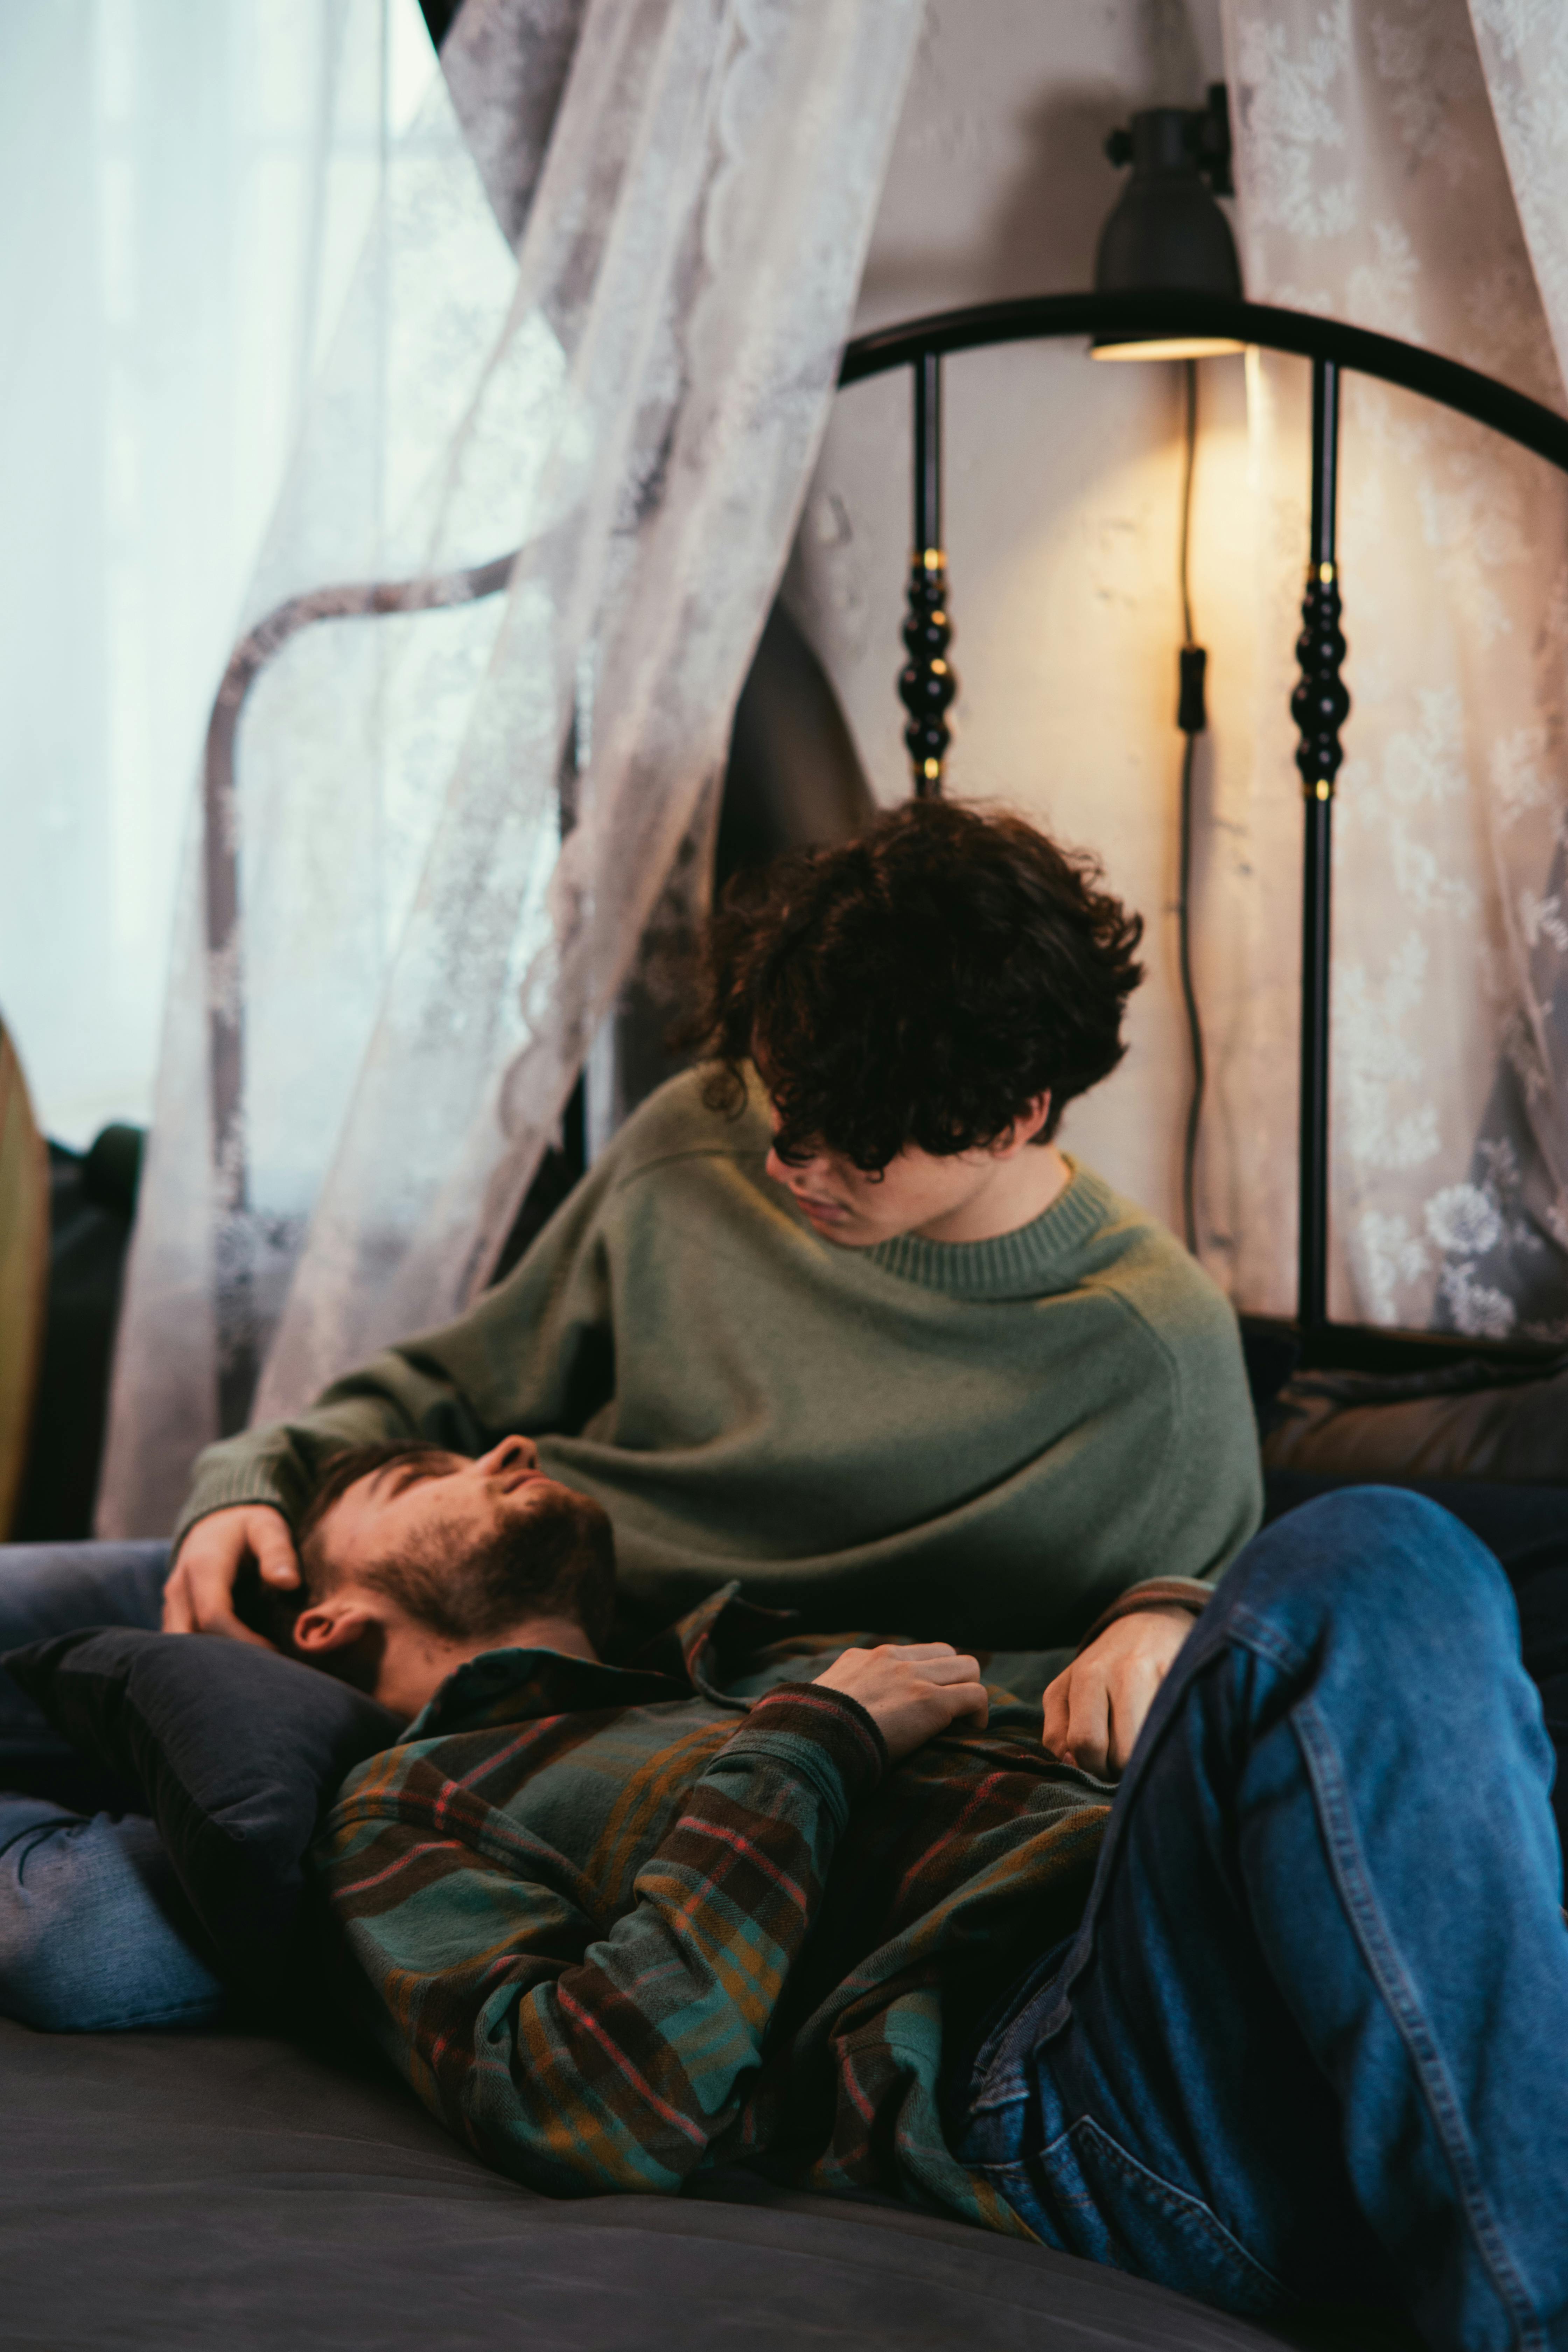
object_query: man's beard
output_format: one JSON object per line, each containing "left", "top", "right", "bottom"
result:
{"left": 382, "top": 1482, "right": 617, "bottom": 1653}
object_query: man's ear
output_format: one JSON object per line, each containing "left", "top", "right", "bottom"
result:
{"left": 992, "top": 1092, "right": 1053, "bottom": 1157}
{"left": 292, "top": 1594, "right": 384, "bottom": 1658}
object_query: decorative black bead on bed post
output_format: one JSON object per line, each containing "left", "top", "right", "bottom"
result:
{"left": 899, "top": 349, "right": 956, "bottom": 796}
{"left": 1291, "top": 356, "right": 1349, "bottom": 1340}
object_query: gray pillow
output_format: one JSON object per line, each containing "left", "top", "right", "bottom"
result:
{"left": 4, "top": 1626, "right": 400, "bottom": 2010}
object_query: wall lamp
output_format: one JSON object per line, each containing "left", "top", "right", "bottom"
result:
{"left": 1088, "top": 83, "right": 1244, "bottom": 1251}
{"left": 1091, "top": 85, "right": 1244, "bottom": 359}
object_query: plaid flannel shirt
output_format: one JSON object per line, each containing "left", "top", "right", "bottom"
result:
{"left": 314, "top": 1586, "right": 1119, "bottom": 2233}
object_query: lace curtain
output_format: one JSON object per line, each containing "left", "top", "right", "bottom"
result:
{"left": 98, "top": 0, "right": 922, "bottom": 1535}
{"left": 1210, "top": 0, "right": 1568, "bottom": 1338}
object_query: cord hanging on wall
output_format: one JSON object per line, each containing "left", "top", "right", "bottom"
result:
{"left": 1090, "top": 84, "right": 1241, "bottom": 1256}
{"left": 1174, "top": 360, "right": 1206, "bottom": 1260}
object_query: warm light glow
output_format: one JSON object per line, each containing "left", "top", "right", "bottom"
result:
{"left": 1091, "top": 336, "right": 1247, "bottom": 362}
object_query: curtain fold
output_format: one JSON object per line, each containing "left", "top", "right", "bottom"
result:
{"left": 98, "top": 0, "right": 922, "bottom": 1536}
{"left": 1467, "top": 2, "right": 1568, "bottom": 400}
{"left": 97, "top": 0, "right": 1568, "bottom": 1544}
{"left": 1214, "top": 0, "right": 1568, "bottom": 1339}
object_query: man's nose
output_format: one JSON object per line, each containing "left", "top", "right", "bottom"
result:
{"left": 491, "top": 1434, "right": 538, "bottom": 1472}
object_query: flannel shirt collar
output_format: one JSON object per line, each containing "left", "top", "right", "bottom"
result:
{"left": 404, "top": 1580, "right": 799, "bottom": 1740}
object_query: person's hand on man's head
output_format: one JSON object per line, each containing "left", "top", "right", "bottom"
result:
{"left": 161, "top": 1504, "right": 301, "bottom": 1646}
{"left": 1041, "top": 1604, "right": 1196, "bottom": 1779}
{"left": 813, "top": 1642, "right": 988, "bottom": 1763}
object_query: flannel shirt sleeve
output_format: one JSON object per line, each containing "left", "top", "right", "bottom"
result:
{"left": 314, "top": 1684, "right": 886, "bottom": 2196}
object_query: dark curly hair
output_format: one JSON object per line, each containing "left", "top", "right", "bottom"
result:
{"left": 693, "top": 801, "right": 1144, "bottom": 1169}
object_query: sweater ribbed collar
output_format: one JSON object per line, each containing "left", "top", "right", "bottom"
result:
{"left": 866, "top": 1157, "right": 1114, "bottom": 1300}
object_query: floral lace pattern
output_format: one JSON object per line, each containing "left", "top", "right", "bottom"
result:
{"left": 98, "top": 0, "right": 922, "bottom": 1533}
{"left": 1217, "top": 0, "right": 1568, "bottom": 1337}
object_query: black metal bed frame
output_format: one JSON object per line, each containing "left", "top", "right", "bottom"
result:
{"left": 204, "top": 289, "right": 1568, "bottom": 1424}
{"left": 839, "top": 289, "right": 1568, "bottom": 1374}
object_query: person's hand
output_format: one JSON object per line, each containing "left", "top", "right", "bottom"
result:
{"left": 1041, "top": 1605, "right": 1195, "bottom": 1779}
{"left": 813, "top": 1642, "right": 988, "bottom": 1763}
{"left": 161, "top": 1504, "right": 300, "bottom": 1646}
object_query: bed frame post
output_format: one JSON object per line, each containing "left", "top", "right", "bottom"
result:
{"left": 1293, "top": 357, "right": 1349, "bottom": 1336}
{"left": 899, "top": 349, "right": 956, "bottom": 796}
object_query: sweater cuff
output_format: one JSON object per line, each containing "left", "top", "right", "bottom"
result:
{"left": 1078, "top": 1577, "right": 1213, "bottom": 1653}
{"left": 169, "top": 1478, "right": 293, "bottom": 1561}
{"left": 716, "top": 1682, "right": 888, "bottom": 1816}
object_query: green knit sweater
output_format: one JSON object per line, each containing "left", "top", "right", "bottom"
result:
{"left": 175, "top": 1069, "right": 1262, "bottom": 1648}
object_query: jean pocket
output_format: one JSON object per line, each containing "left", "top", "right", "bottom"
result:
{"left": 979, "top": 2116, "right": 1288, "bottom": 2319}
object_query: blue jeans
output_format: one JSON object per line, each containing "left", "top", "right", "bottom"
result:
{"left": 0, "top": 1541, "right": 225, "bottom": 2028}
{"left": 955, "top": 1489, "right": 1568, "bottom": 2352}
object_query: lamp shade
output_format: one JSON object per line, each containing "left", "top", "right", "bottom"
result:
{"left": 1093, "top": 105, "right": 1243, "bottom": 359}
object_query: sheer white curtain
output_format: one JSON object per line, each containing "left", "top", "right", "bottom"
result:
{"left": 0, "top": 0, "right": 434, "bottom": 1148}
{"left": 98, "top": 0, "right": 922, "bottom": 1535}
{"left": 1210, "top": 0, "right": 1568, "bottom": 1339}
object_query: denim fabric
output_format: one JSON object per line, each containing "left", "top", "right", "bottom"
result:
{"left": 0, "top": 1795, "right": 224, "bottom": 2028}
{"left": 0, "top": 1541, "right": 169, "bottom": 1781}
{"left": 955, "top": 1489, "right": 1568, "bottom": 2352}
{"left": 0, "top": 1541, "right": 217, "bottom": 2029}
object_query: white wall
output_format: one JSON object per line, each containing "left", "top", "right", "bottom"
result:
{"left": 787, "top": 0, "right": 1271, "bottom": 1271}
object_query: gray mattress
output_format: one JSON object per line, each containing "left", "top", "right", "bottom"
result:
{"left": 0, "top": 2018, "right": 1413, "bottom": 2351}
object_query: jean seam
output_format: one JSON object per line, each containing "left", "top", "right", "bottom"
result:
{"left": 969, "top": 1618, "right": 1300, "bottom": 2115}
{"left": 1060, "top": 2117, "right": 1288, "bottom": 2302}
{"left": 959, "top": 1931, "right": 1092, "bottom": 2119}
{"left": 1225, "top": 1602, "right": 1308, "bottom": 1680}
{"left": 1293, "top": 1693, "right": 1546, "bottom": 2352}
{"left": 968, "top": 2125, "right": 1287, "bottom": 2307}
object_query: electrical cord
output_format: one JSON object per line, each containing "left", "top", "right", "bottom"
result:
{"left": 1175, "top": 358, "right": 1208, "bottom": 1259}
{"left": 1179, "top": 357, "right": 1197, "bottom": 648}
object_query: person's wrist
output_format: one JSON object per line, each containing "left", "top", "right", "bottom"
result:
{"left": 1077, "top": 1584, "right": 1208, "bottom": 1655}
{"left": 730, "top": 1682, "right": 888, "bottom": 1797}
{"left": 172, "top": 1497, "right": 287, "bottom": 1557}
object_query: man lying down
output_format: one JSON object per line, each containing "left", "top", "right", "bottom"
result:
{"left": 2, "top": 800, "right": 1564, "bottom": 2342}
{"left": 285, "top": 1432, "right": 1566, "bottom": 2351}
{"left": 1, "top": 799, "right": 1266, "bottom": 2022}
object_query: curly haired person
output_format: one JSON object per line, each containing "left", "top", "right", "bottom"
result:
{"left": 166, "top": 798, "right": 1260, "bottom": 1687}
{"left": 1, "top": 800, "right": 1260, "bottom": 2030}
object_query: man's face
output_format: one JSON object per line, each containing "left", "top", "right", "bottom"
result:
{"left": 296, "top": 1438, "right": 604, "bottom": 1720}
{"left": 762, "top": 1098, "right": 1055, "bottom": 1250}
{"left": 763, "top": 1130, "right": 996, "bottom": 1248}
{"left": 312, "top": 1438, "right": 565, "bottom": 1586}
